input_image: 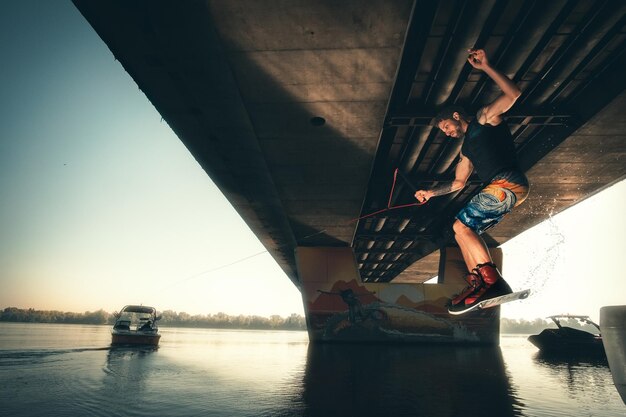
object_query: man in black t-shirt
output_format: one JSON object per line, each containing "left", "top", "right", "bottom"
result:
{"left": 414, "top": 49, "right": 529, "bottom": 314}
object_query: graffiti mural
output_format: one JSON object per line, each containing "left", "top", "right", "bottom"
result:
{"left": 297, "top": 247, "right": 500, "bottom": 344}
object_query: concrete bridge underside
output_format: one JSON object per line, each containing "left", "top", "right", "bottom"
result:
{"left": 73, "top": 0, "right": 626, "bottom": 291}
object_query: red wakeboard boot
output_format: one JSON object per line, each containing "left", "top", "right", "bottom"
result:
{"left": 448, "top": 271, "right": 482, "bottom": 308}
{"left": 448, "top": 263, "right": 512, "bottom": 314}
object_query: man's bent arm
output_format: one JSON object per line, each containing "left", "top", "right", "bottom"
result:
{"left": 415, "top": 155, "right": 473, "bottom": 202}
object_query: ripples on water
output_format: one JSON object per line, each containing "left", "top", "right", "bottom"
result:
{"left": 0, "top": 323, "right": 623, "bottom": 416}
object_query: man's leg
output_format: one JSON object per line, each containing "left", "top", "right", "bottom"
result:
{"left": 452, "top": 219, "right": 492, "bottom": 268}
{"left": 449, "top": 219, "right": 511, "bottom": 311}
{"left": 449, "top": 175, "right": 529, "bottom": 312}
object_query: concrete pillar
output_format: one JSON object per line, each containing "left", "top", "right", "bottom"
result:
{"left": 600, "top": 305, "right": 626, "bottom": 404}
{"left": 438, "top": 246, "right": 503, "bottom": 285}
{"left": 295, "top": 246, "right": 500, "bottom": 344}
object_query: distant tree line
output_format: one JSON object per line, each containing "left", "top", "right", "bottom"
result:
{"left": 157, "top": 310, "right": 306, "bottom": 330}
{"left": 1, "top": 307, "right": 600, "bottom": 334}
{"left": 0, "top": 307, "right": 307, "bottom": 330}
{"left": 0, "top": 307, "right": 111, "bottom": 325}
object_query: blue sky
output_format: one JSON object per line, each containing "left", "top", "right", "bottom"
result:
{"left": 1, "top": 1, "right": 624, "bottom": 321}
{"left": 0, "top": 1, "right": 303, "bottom": 317}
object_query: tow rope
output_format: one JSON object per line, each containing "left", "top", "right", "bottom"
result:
{"left": 350, "top": 168, "right": 425, "bottom": 223}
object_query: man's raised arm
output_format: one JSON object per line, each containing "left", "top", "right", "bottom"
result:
{"left": 468, "top": 49, "right": 521, "bottom": 126}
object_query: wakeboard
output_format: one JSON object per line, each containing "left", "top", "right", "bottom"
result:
{"left": 448, "top": 289, "right": 531, "bottom": 316}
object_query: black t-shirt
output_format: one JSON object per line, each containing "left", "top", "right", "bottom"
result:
{"left": 461, "top": 119, "right": 520, "bottom": 182}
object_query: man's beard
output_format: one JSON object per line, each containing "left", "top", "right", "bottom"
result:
{"left": 452, "top": 121, "right": 465, "bottom": 139}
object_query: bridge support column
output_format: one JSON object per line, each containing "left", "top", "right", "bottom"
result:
{"left": 601, "top": 305, "right": 626, "bottom": 404}
{"left": 438, "top": 247, "right": 503, "bottom": 285}
{"left": 296, "top": 246, "right": 501, "bottom": 344}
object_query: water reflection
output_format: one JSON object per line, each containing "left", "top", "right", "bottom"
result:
{"left": 3, "top": 325, "right": 623, "bottom": 416}
{"left": 532, "top": 351, "right": 616, "bottom": 405}
{"left": 300, "top": 344, "right": 521, "bottom": 417}
{"left": 103, "top": 347, "right": 159, "bottom": 399}
{"left": 533, "top": 351, "right": 609, "bottom": 367}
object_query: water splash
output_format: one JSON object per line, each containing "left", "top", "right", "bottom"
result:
{"left": 517, "top": 214, "right": 565, "bottom": 295}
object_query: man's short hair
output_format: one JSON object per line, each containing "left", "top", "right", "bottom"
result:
{"left": 435, "top": 105, "right": 469, "bottom": 125}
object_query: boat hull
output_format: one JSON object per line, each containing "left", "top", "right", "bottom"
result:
{"left": 528, "top": 328, "right": 605, "bottom": 355}
{"left": 111, "top": 331, "right": 161, "bottom": 346}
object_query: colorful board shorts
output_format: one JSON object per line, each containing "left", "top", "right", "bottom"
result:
{"left": 456, "top": 170, "right": 529, "bottom": 235}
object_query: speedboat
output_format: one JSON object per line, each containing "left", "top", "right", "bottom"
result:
{"left": 111, "top": 305, "right": 161, "bottom": 346}
{"left": 527, "top": 315, "right": 605, "bottom": 356}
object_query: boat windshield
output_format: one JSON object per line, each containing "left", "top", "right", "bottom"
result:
{"left": 115, "top": 306, "right": 157, "bottom": 331}
{"left": 549, "top": 316, "right": 600, "bottom": 333}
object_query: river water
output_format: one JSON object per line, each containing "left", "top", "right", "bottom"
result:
{"left": 0, "top": 322, "right": 623, "bottom": 416}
